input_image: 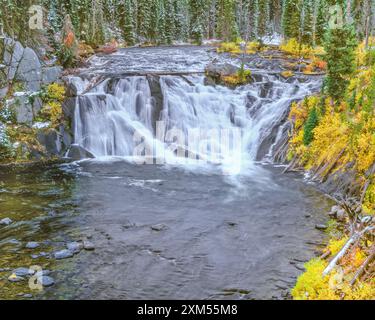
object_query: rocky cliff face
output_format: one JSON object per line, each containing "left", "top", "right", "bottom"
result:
{"left": 0, "top": 36, "right": 72, "bottom": 163}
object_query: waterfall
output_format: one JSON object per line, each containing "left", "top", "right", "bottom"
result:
{"left": 69, "top": 71, "right": 320, "bottom": 173}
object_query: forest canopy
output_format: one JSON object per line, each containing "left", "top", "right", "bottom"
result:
{"left": 0, "top": 0, "right": 373, "bottom": 47}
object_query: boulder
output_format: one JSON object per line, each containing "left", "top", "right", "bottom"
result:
{"left": 7, "top": 93, "right": 34, "bottom": 125}
{"left": 315, "top": 224, "right": 328, "bottom": 231}
{"left": 66, "top": 144, "right": 95, "bottom": 160}
{"left": 54, "top": 249, "right": 74, "bottom": 260}
{"left": 0, "top": 63, "right": 8, "bottom": 98}
{"left": 32, "top": 96, "right": 43, "bottom": 117}
{"left": 146, "top": 76, "right": 164, "bottom": 132}
{"left": 83, "top": 240, "right": 95, "bottom": 251}
{"left": 0, "top": 86, "right": 8, "bottom": 99}
{"left": 8, "top": 274, "right": 25, "bottom": 282}
{"left": 67, "top": 242, "right": 83, "bottom": 254}
{"left": 205, "top": 62, "right": 238, "bottom": 78}
{"left": 151, "top": 224, "right": 168, "bottom": 232}
{"left": 37, "top": 129, "right": 61, "bottom": 155}
{"left": 12, "top": 267, "right": 35, "bottom": 277}
{"left": 25, "top": 242, "right": 40, "bottom": 249}
{"left": 0, "top": 218, "right": 13, "bottom": 225}
{"left": 60, "top": 125, "right": 73, "bottom": 150}
{"left": 62, "top": 97, "right": 77, "bottom": 118}
{"left": 38, "top": 275, "right": 55, "bottom": 287}
{"left": 42, "top": 66, "right": 63, "bottom": 85}
{"left": 3, "top": 38, "right": 24, "bottom": 81}
{"left": 15, "top": 47, "right": 42, "bottom": 91}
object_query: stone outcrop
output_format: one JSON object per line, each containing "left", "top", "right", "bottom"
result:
{"left": 204, "top": 62, "right": 239, "bottom": 85}
{"left": 1, "top": 36, "right": 63, "bottom": 96}
{"left": 65, "top": 144, "right": 95, "bottom": 160}
{"left": 0, "top": 36, "right": 70, "bottom": 162}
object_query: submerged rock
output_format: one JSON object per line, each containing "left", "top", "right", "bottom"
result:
{"left": 67, "top": 241, "right": 83, "bottom": 254}
{"left": 35, "top": 270, "right": 51, "bottom": 277}
{"left": 31, "top": 252, "right": 49, "bottom": 259}
{"left": 151, "top": 224, "right": 168, "bottom": 232}
{"left": 315, "top": 224, "right": 328, "bottom": 231}
{"left": 0, "top": 218, "right": 13, "bottom": 225}
{"left": 83, "top": 240, "right": 95, "bottom": 251}
{"left": 12, "top": 267, "right": 35, "bottom": 277}
{"left": 38, "top": 276, "right": 55, "bottom": 287}
{"left": 8, "top": 274, "right": 25, "bottom": 283}
{"left": 54, "top": 249, "right": 74, "bottom": 260}
{"left": 25, "top": 242, "right": 40, "bottom": 249}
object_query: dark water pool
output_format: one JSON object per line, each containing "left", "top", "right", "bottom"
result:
{"left": 0, "top": 160, "right": 332, "bottom": 300}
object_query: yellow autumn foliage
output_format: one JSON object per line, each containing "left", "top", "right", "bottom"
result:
{"left": 326, "top": 237, "right": 348, "bottom": 256}
{"left": 44, "top": 83, "right": 66, "bottom": 102}
{"left": 39, "top": 83, "right": 66, "bottom": 127}
{"left": 217, "top": 41, "right": 260, "bottom": 55}
{"left": 280, "top": 70, "right": 294, "bottom": 78}
{"left": 288, "top": 63, "right": 375, "bottom": 179}
{"left": 308, "top": 112, "right": 350, "bottom": 171}
{"left": 279, "top": 38, "right": 316, "bottom": 58}
{"left": 363, "top": 182, "right": 375, "bottom": 214}
{"left": 292, "top": 253, "right": 375, "bottom": 300}
{"left": 356, "top": 37, "right": 375, "bottom": 67}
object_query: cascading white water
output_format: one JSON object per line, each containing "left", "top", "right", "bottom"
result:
{"left": 70, "top": 70, "right": 320, "bottom": 174}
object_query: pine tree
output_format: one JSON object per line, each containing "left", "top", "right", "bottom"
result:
{"left": 303, "top": 106, "right": 319, "bottom": 145}
{"left": 256, "top": 0, "right": 270, "bottom": 38}
{"left": 269, "top": 0, "right": 283, "bottom": 34}
{"left": 315, "top": 0, "right": 327, "bottom": 45}
{"left": 216, "top": 0, "right": 238, "bottom": 41}
{"left": 324, "top": 23, "right": 357, "bottom": 102}
{"left": 137, "top": 0, "right": 151, "bottom": 41}
{"left": 282, "top": 0, "right": 302, "bottom": 39}
{"left": 119, "top": 0, "right": 136, "bottom": 45}
{"left": 146, "top": 0, "right": 159, "bottom": 43}
{"left": 247, "top": 0, "right": 257, "bottom": 39}
{"left": 158, "top": 0, "right": 167, "bottom": 44}
{"left": 86, "top": 0, "right": 106, "bottom": 45}
{"left": 165, "top": 0, "right": 175, "bottom": 44}
{"left": 302, "top": 0, "right": 314, "bottom": 45}
{"left": 174, "top": 0, "right": 186, "bottom": 41}
{"left": 190, "top": 0, "right": 205, "bottom": 44}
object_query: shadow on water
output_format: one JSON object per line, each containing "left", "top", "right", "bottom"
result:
{"left": 0, "top": 160, "right": 333, "bottom": 300}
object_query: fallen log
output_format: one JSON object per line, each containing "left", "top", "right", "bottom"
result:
{"left": 323, "top": 226, "right": 374, "bottom": 276}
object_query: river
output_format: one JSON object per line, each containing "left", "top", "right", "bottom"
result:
{"left": 0, "top": 46, "right": 332, "bottom": 300}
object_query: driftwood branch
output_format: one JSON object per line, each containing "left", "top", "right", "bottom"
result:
{"left": 323, "top": 226, "right": 374, "bottom": 276}
{"left": 320, "top": 250, "right": 331, "bottom": 260}
{"left": 283, "top": 155, "right": 300, "bottom": 173}
{"left": 350, "top": 246, "right": 375, "bottom": 286}
{"left": 312, "top": 148, "right": 346, "bottom": 183}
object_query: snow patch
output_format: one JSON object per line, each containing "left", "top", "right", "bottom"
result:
{"left": 261, "top": 34, "right": 283, "bottom": 46}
